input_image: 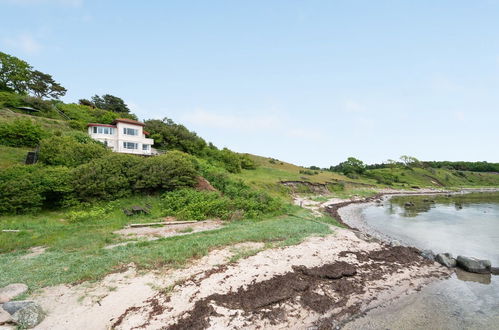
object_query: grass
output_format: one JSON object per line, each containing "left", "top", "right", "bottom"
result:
{"left": 0, "top": 145, "right": 30, "bottom": 169}
{"left": 0, "top": 108, "right": 73, "bottom": 132}
{"left": 0, "top": 205, "right": 335, "bottom": 291}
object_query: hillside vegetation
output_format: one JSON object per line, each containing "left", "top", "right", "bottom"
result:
{"left": 1, "top": 51, "right": 498, "bottom": 293}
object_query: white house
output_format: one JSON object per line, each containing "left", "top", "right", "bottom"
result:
{"left": 87, "top": 118, "right": 155, "bottom": 155}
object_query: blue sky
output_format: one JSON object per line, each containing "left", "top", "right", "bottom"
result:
{"left": 1, "top": 0, "right": 498, "bottom": 167}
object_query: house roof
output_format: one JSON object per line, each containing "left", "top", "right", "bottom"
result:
{"left": 87, "top": 123, "right": 116, "bottom": 128}
{"left": 112, "top": 118, "right": 146, "bottom": 126}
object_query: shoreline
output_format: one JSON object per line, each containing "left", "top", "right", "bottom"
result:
{"left": 18, "top": 187, "right": 498, "bottom": 329}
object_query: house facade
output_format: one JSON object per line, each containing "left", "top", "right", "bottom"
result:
{"left": 87, "top": 118, "right": 155, "bottom": 155}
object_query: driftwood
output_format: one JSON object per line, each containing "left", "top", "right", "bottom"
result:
{"left": 2, "top": 229, "right": 21, "bottom": 232}
{"left": 127, "top": 221, "right": 198, "bottom": 228}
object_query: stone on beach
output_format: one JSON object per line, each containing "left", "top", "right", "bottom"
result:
{"left": 0, "top": 284, "right": 28, "bottom": 303}
{"left": 435, "top": 253, "right": 456, "bottom": 268}
{"left": 2, "top": 301, "right": 44, "bottom": 328}
{"left": 456, "top": 256, "right": 491, "bottom": 274}
{"left": 421, "top": 250, "right": 435, "bottom": 261}
{"left": 0, "top": 308, "right": 13, "bottom": 325}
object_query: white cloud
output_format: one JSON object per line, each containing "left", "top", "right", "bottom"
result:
{"left": 455, "top": 111, "right": 465, "bottom": 122}
{"left": 3, "top": 33, "right": 42, "bottom": 54}
{"left": 430, "top": 74, "right": 459, "bottom": 92}
{"left": 343, "top": 100, "right": 365, "bottom": 113}
{"left": 183, "top": 109, "right": 279, "bottom": 131}
{"left": 182, "top": 108, "right": 325, "bottom": 142}
{"left": 0, "top": 0, "right": 82, "bottom": 6}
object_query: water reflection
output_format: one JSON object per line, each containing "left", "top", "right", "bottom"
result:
{"left": 387, "top": 192, "right": 499, "bottom": 218}
{"left": 455, "top": 268, "right": 491, "bottom": 284}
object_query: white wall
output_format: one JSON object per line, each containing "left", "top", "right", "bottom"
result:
{"left": 88, "top": 123, "right": 154, "bottom": 155}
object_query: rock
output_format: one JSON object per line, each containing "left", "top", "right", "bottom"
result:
{"left": 435, "top": 253, "right": 456, "bottom": 268}
{"left": 404, "top": 202, "right": 415, "bottom": 207}
{"left": 12, "top": 304, "right": 44, "bottom": 328}
{"left": 2, "top": 301, "right": 44, "bottom": 328}
{"left": 2, "top": 301, "right": 34, "bottom": 315}
{"left": 491, "top": 267, "right": 499, "bottom": 275}
{"left": 421, "top": 249, "right": 435, "bottom": 261}
{"left": 0, "top": 284, "right": 28, "bottom": 303}
{"left": 0, "top": 308, "right": 13, "bottom": 325}
{"left": 456, "top": 256, "right": 491, "bottom": 274}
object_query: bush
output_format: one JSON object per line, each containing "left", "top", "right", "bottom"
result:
{"left": 134, "top": 151, "right": 198, "bottom": 192}
{"left": 162, "top": 187, "right": 282, "bottom": 221}
{"left": 240, "top": 154, "right": 256, "bottom": 170}
{"left": 0, "top": 165, "right": 73, "bottom": 214}
{"left": 0, "top": 118, "right": 48, "bottom": 147}
{"left": 72, "top": 151, "right": 198, "bottom": 202}
{"left": 72, "top": 153, "right": 143, "bottom": 201}
{"left": 39, "top": 132, "right": 110, "bottom": 167}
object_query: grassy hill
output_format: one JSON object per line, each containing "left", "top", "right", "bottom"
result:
{"left": 1, "top": 90, "right": 498, "bottom": 294}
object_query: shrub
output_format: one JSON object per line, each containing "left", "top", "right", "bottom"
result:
{"left": 240, "top": 154, "right": 256, "bottom": 170}
{"left": 72, "top": 151, "right": 198, "bottom": 202}
{"left": 0, "top": 118, "right": 48, "bottom": 147}
{"left": 72, "top": 153, "right": 143, "bottom": 201}
{"left": 0, "top": 165, "right": 73, "bottom": 214}
{"left": 162, "top": 187, "right": 282, "bottom": 221}
{"left": 39, "top": 132, "right": 110, "bottom": 167}
{"left": 134, "top": 151, "right": 198, "bottom": 192}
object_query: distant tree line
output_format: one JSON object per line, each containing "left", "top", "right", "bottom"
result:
{"left": 330, "top": 156, "right": 499, "bottom": 174}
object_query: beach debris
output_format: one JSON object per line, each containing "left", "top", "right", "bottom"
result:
{"left": 0, "top": 284, "right": 28, "bottom": 303}
{"left": 491, "top": 267, "right": 499, "bottom": 275}
{"left": 435, "top": 253, "right": 457, "bottom": 268}
{"left": 404, "top": 202, "right": 415, "bottom": 207}
{"left": 420, "top": 249, "right": 435, "bottom": 261}
{"left": 1, "top": 230, "right": 20, "bottom": 233}
{"left": 2, "top": 301, "right": 45, "bottom": 328}
{"left": 456, "top": 256, "right": 491, "bottom": 274}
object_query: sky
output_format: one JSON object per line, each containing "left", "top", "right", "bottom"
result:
{"left": 1, "top": 0, "right": 499, "bottom": 167}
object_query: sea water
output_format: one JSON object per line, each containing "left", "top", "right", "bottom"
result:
{"left": 344, "top": 192, "right": 499, "bottom": 329}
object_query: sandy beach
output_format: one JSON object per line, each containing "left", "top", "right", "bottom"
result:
{"left": 24, "top": 191, "right": 456, "bottom": 329}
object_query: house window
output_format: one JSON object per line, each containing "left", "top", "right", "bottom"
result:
{"left": 123, "top": 142, "right": 138, "bottom": 149}
{"left": 123, "top": 128, "right": 138, "bottom": 135}
{"left": 142, "top": 144, "right": 149, "bottom": 151}
{"left": 92, "top": 126, "right": 114, "bottom": 134}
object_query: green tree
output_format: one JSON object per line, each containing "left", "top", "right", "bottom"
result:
{"left": 331, "top": 157, "right": 366, "bottom": 175}
{"left": 0, "top": 52, "right": 32, "bottom": 94}
{"left": 27, "top": 70, "right": 67, "bottom": 99}
{"left": 0, "top": 118, "right": 48, "bottom": 147}
{"left": 39, "top": 132, "right": 110, "bottom": 167}
{"left": 400, "top": 155, "right": 421, "bottom": 168}
{"left": 91, "top": 94, "right": 130, "bottom": 113}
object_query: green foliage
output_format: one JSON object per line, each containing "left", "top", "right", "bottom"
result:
{"left": 145, "top": 118, "right": 207, "bottom": 155}
{"left": 162, "top": 187, "right": 283, "bottom": 221}
{"left": 91, "top": 94, "right": 130, "bottom": 113}
{"left": 133, "top": 151, "right": 198, "bottom": 192}
{"left": 27, "top": 70, "right": 67, "bottom": 99}
{"left": 0, "top": 52, "right": 66, "bottom": 99}
{"left": 0, "top": 165, "right": 73, "bottom": 214}
{"left": 145, "top": 118, "right": 254, "bottom": 173}
{"left": 72, "top": 152, "right": 198, "bottom": 202}
{"left": 0, "top": 118, "right": 48, "bottom": 147}
{"left": 299, "top": 169, "right": 318, "bottom": 175}
{"left": 39, "top": 132, "right": 109, "bottom": 167}
{"left": 330, "top": 157, "right": 366, "bottom": 176}
{"left": 240, "top": 154, "right": 257, "bottom": 169}
{"left": 0, "top": 52, "right": 32, "bottom": 94}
